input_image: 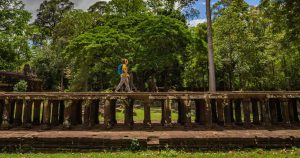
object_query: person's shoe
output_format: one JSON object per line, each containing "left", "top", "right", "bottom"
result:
{"left": 128, "top": 90, "right": 133, "bottom": 93}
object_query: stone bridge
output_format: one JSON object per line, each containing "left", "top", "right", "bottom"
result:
{"left": 0, "top": 91, "right": 299, "bottom": 130}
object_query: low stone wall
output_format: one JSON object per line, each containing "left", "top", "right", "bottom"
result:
{"left": 0, "top": 92, "right": 299, "bottom": 129}
{"left": 0, "top": 130, "right": 299, "bottom": 151}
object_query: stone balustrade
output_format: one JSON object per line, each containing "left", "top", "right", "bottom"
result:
{"left": 0, "top": 92, "right": 299, "bottom": 129}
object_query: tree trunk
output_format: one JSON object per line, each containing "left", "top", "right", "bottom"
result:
{"left": 206, "top": 0, "right": 216, "bottom": 92}
{"left": 60, "top": 69, "right": 64, "bottom": 92}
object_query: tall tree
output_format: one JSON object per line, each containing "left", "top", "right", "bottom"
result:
{"left": 259, "top": 0, "right": 300, "bottom": 90}
{"left": 34, "top": 0, "right": 74, "bottom": 40}
{"left": 32, "top": 10, "right": 98, "bottom": 91}
{"left": 206, "top": 0, "right": 216, "bottom": 91}
{"left": 178, "top": 0, "right": 216, "bottom": 91}
{"left": 88, "top": 1, "right": 107, "bottom": 15}
{"left": 0, "top": 0, "right": 31, "bottom": 71}
{"left": 182, "top": 24, "right": 208, "bottom": 91}
{"left": 106, "top": 0, "right": 146, "bottom": 16}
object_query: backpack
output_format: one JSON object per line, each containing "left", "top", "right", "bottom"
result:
{"left": 117, "top": 64, "right": 123, "bottom": 75}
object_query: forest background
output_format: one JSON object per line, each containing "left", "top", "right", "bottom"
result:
{"left": 1, "top": 0, "right": 299, "bottom": 92}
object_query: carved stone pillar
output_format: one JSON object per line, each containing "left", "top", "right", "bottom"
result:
{"left": 204, "top": 96, "right": 212, "bottom": 128}
{"left": 143, "top": 99, "right": 151, "bottom": 127}
{"left": 51, "top": 100, "right": 59, "bottom": 126}
{"left": 104, "top": 99, "right": 116, "bottom": 129}
{"left": 252, "top": 99, "right": 260, "bottom": 124}
{"left": 216, "top": 99, "right": 224, "bottom": 125}
{"left": 1, "top": 99, "right": 13, "bottom": 129}
{"left": 83, "top": 99, "right": 91, "bottom": 127}
{"left": 261, "top": 98, "right": 271, "bottom": 127}
{"left": 0, "top": 99, "right": 4, "bottom": 125}
{"left": 23, "top": 99, "right": 33, "bottom": 128}
{"left": 223, "top": 98, "right": 232, "bottom": 127}
{"left": 269, "top": 99, "right": 278, "bottom": 124}
{"left": 161, "top": 99, "right": 172, "bottom": 127}
{"left": 182, "top": 99, "right": 191, "bottom": 127}
{"left": 280, "top": 98, "right": 291, "bottom": 126}
{"left": 63, "top": 100, "right": 72, "bottom": 129}
{"left": 14, "top": 99, "right": 23, "bottom": 126}
{"left": 242, "top": 98, "right": 251, "bottom": 126}
{"left": 124, "top": 99, "right": 134, "bottom": 128}
{"left": 33, "top": 100, "right": 42, "bottom": 125}
{"left": 42, "top": 100, "right": 51, "bottom": 129}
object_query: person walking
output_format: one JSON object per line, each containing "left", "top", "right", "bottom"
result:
{"left": 115, "top": 59, "right": 132, "bottom": 92}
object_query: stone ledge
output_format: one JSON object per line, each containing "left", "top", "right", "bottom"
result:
{"left": 0, "top": 130, "right": 300, "bottom": 151}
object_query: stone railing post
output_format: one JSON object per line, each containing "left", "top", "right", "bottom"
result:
{"left": 1, "top": 99, "right": 12, "bottom": 129}
{"left": 280, "top": 98, "right": 291, "bottom": 126}
{"left": 42, "top": 99, "right": 51, "bottom": 129}
{"left": 83, "top": 99, "right": 91, "bottom": 127}
{"left": 204, "top": 95, "right": 212, "bottom": 128}
{"left": 111, "top": 99, "right": 117, "bottom": 125}
{"left": 251, "top": 99, "right": 260, "bottom": 124}
{"left": 124, "top": 98, "right": 134, "bottom": 128}
{"left": 51, "top": 100, "right": 59, "bottom": 126}
{"left": 143, "top": 99, "right": 151, "bottom": 127}
{"left": 269, "top": 99, "right": 278, "bottom": 124}
{"left": 14, "top": 99, "right": 23, "bottom": 126}
{"left": 274, "top": 99, "right": 283, "bottom": 122}
{"left": 0, "top": 99, "right": 3, "bottom": 125}
{"left": 242, "top": 98, "right": 251, "bottom": 126}
{"left": 82, "top": 99, "right": 100, "bottom": 127}
{"left": 182, "top": 98, "right": 192, "bottom": 127}
{"left": 63, "top": 100, "right": 72, "bottom": 129}
{"left": 261, "top": 98, "right": 271, "bottom": 127}
{"left": 223, "top": 98, "right": 232, "bottom": 127}
{"left": 33, "top": 100, "right": 42, "bottom": 125}
{"left": 216, "top": 99, "right": 224, "bottom": 125}
{"left": 23, "top": 99, "right": 33, "bottom": 128}
{"left": 104, "top": 98, "right": 116, "bottom": 129}
{"left": 161, "top": 99, "right": 172, "bottom": 127}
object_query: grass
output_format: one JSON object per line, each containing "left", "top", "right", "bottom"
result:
{"left": 0, "top": 148, "right": 300, "bottom": 158}
{"left": 100, "top": 106, "right": 196, "bottom": 122}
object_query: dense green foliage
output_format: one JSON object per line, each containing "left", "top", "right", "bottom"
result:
{"left": 1, "top": 0, "right": 300, "bottom": 91}
{"left": 13, "top": 80, "right": 28, "bottom": 92}
{"left": 34, "top": 0, "right": 74, "bottom": 39}
{"left": 212, "top": 0, "right": 300, "bottom": 90}
{"left": 0, "top": 0, "right": 31, "bottom": 71}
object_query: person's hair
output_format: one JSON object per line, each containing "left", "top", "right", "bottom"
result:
{"left": 121, "top": 58, "right": 128, "bottom": 64}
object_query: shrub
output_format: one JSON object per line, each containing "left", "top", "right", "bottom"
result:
{"left": 130, "top": 138, "right": 141, "bottom": 151}
{"left": 13, "top": 80, "right": 28, "bottom": 92}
